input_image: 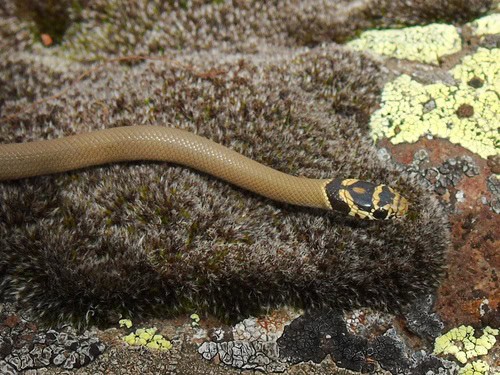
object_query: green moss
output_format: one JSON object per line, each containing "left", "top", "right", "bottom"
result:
{"left": 347, "top": 23, "right": 461, "bottom": 65}
{"left": 370, "top": 48, "right": 499, "bottom": 159}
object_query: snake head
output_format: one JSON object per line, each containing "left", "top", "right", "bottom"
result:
{"left": 325, "top": 179, "right": 409, "bottom": 220}
{"left": 371, "top": 185, "right": 409, "bottom": 220}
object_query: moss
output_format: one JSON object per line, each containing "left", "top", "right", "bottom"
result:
{"left": 1, "top": 1, "right": 452, "bottom": 327}
{"left": 347, "top": 23, "right": 462, "bottom": 65}
{"left": 370, "top": 48, "right": 499, "bottom": 159}
{"left": 14, "top": 0, "right": 87, "bottom": 44}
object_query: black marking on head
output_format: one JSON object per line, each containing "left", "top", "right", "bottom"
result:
{"left": 325, "top": 178, "right": 350, "bottom": 215}
{"left": 378, "top": 186, "right": 396, "bottom": 208}
{"left": 345, "top": 180, "right": 375, "bottom": 212}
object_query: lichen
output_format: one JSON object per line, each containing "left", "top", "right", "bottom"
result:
{"left": 118, "top": 319, "right": 133, "bottom": 329}
{"left": 277, "top": 309, "right": 411, "bottom": 373}
{"left": 433, "top": 325, "right": 498, "bottom": 367}
{"left": 467, "top": 13, "right": 500, "bottom": 36}
{"left": 122, "top": 325, "right": 173, "bottom": 351}
{"left": 347, "top": 23, "right": 461, "bottom": 65}
{"left": 458, "top": 360, "right": 490, "bottom": 375}
{"left": 370, "top": 48, "right": 499, "bottom": 159}
{"left": 0, "top": 312, "right": 105, "bottom": 372}
{"left": 190, "top": 313, "right": 201, "bottom": 327}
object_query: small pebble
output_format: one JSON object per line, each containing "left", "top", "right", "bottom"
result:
{"left": 467, "top": 76, "right": 484, "bottom": 88}
{"left": 455, "top": 191, "right": 465, "bottom": 203}
{"left": 377, "top": 148, "right": 391, "bottom": 162}
{"left": 423, "top": 99, "right": 436, "bottom": 113}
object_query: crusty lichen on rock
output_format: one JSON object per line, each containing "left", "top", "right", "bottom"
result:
{"left": 466, "top": 13, "right": 500, "bottom": 36}
{"left": 122, "top": 326, "right": 173, "bottom": 351}
{"left": 433, "top": 325, "right": 498, "bottom": 366}
{"left": 370, "top": 48, "right": 499, "bottom": 159}
{"left": 458, "top": 359, "right": 490, "bottom": 375}
{"left": 347, "top": 23, "right": 461, "bottom": 65}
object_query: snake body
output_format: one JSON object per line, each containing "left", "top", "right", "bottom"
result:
{"left": 0, "top": 126, "right": 408, "bottom": 220}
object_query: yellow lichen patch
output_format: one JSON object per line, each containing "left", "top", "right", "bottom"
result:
{"left": 118, "top": 319, "right": 133, "bottom": 329}
{"left": 370, "top": 48, "right": 499, "bottom": 159}
{"left": 467, "top": 13, "right": 500, "bottom": 36}
{"left": 347, "top": 24, "right": 461, "bottom": 65}
{"left": 122, "top": 326, "right": 173, "bottom": 351}
{"left": 433, "top": 325, "right": 498, "bottom": 366}
{"left": 458, "top": 360, "right": 490, "bottom": 375}
{"left": 190, "top": 313, "right": 201, "bottom": 327}
{"left": 451, "top": 48, "right": 499, "bottom": 86}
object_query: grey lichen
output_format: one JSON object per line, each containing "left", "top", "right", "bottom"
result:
{"left": 407, "top": 151, "right": 480, "bottom": 198}
{"left": 197, "top": 312, "right": 298, "bottom": 372}
{"left": 0, "top": 310, "right": 105, "bottom": 372}
{"left": 198, "top": 340, "right": 286, "bottom": 372}
{"left": 486, "top": 175, "right": 500, "bottom": 214}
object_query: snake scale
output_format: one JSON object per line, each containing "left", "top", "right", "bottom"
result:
{"left": 0, "top": 125, "right": 408, "bottom": 220}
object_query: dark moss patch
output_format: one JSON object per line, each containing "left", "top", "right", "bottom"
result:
{"left": 14, "top": 0, "right": 88, "bottom": 44}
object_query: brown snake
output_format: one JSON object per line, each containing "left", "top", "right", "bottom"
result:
{"left": 0, "top": 126, "right": 408, "bottom": 220}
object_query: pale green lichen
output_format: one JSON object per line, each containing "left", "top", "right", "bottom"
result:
{"left": 451, "top": 47, "right": 499, "bottom": 86}
{"left": 433, "top": 325, "right": 498, "bottom": 365}
{"left": 458, "top": 360, "right": 490, "bottom": 375}
{"left": 467, "top": 13, "right": 500, "bottom": 36}
{"left": 122, "top": 326, "right": 173, "bottom": 351}
{"left": 190, "top": 313, "right": 201, "bottom": 327}
{"left": 347, "top": 24, "right": 461, "bottom": 65}
{"left": 118, "top": 318, "right": 133, "bottom": 328}
{"left": 370, "top": 48, "right": 499, "bottom": 159}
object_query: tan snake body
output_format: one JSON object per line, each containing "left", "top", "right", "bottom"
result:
{"left": 0, "top": 126, "right": 408, "bottom": 220}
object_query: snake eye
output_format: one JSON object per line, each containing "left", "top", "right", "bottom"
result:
{"left": 373, "top": 208, "right": 389, "bottom": 220}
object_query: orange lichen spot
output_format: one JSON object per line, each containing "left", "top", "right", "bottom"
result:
{"left": 41, "top": 34, "right": 53, "bottom": 47}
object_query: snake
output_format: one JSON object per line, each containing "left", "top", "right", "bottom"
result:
{"left": 0, "top": 125, "right": 408, "bottom": 220}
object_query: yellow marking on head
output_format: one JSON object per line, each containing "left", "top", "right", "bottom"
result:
{"left": 352, "top": 186, "right": 367, "bottom": 194}
{"left": 342, "top": 178, "right": 359, "bottom": 187}
{"left": 372, "top": 186, "right": 383, "bottom": 208}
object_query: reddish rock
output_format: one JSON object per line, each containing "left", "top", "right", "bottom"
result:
{"left": 2, "top": 315, "right": 21, "bottom": 328}
{"left": 382, "top": 136, "right": 499, "bottom": 328}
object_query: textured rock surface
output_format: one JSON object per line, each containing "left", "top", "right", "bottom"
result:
{"left": 0, "top": 303, "right": 105, "bottom": 373}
